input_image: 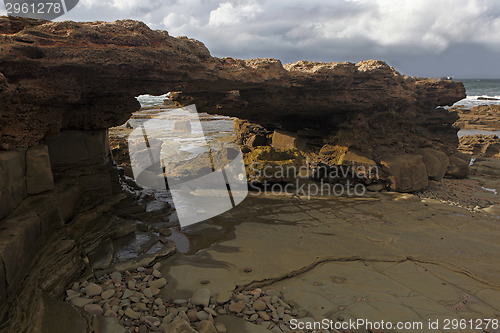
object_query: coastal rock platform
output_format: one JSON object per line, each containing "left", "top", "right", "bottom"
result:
{"left": 1, "top": 16, "right": 497, "bottom": 333}
{"left": 50, "top": 176, "right": 500, "bottom": 333}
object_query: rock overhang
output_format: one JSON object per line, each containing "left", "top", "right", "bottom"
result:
{"left": 0, "top": 16, "right": 465, "bottom": 150}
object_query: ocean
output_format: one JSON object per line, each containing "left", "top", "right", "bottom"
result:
{"left": 136, "top": 93, "right": 170, "bottom": 108}
{"left": 454, "top": 79, "right": 500, "bottom": 108}
{"left": 454, "top": 79, "right": 500, "bottom": 137}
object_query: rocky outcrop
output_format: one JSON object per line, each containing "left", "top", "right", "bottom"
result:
{"left": 452, "top": 104, "right": 500, "bottom": 130}
{"left": 0, "top": 16, "right": 467, "bottom": 191}
{"left": 459, "top": 135, "right": 500, "bottom": 158}
{"left": 0, "top": 16, "right": 464, "bottom": 153}
{"left": 414, "top": 148, "right": 450, "bottom": 181}
{"left": 446, "top": 152, "right": 471, "bottom": 179}
{"left": 376, "top": 154, "right": 429, "bottom": 192}
{"left": 233, "top": 118, "right": 270, "bottom": 147}
{"left": 243, "top": 146, "right": 303, "bottom": 182}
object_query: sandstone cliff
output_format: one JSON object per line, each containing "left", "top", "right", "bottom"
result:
{"left": 1, "top": 16, "right": 464, "bottom": 152}
{"left": 0, "top": 16, "right": 479, "bottom": 331}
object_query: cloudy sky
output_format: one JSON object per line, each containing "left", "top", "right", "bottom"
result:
{"left": 2, "top": 0, "right": 500, "bottom": 78}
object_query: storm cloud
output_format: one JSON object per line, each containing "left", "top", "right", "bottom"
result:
{"left": 2, "top": 0, "right": 500, "bottom": 78}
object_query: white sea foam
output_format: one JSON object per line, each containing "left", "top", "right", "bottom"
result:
{"left": 466, "top": 95, "right": 500, "bottom": 99}
{"left": 482, "top": 187, "right": 498, "bottom": 195}
{"left": 136, "top": 93, "right": 171, "bottom": 107}
{"left": 458, "top": 129, "right": 500, "bottom": 137}
{"left": 453, "top": 95, "right": 500, "bottom": 109}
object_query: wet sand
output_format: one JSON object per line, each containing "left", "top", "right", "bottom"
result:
{"left": 49, "top": 165, "right": 500, "bottom": 333}
{"left": 49, "top": 113, "right": 500, "bottom": 332}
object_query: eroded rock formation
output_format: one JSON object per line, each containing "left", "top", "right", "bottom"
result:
{"left": 452, "top": 104, "right": 500, "bottom": 130}
{"left": 1, "top": 16, "right": 464, "bottom": 151}
{"left": 0, "top": 16, "right": 486, "bottom": 333}
{"left": 459, "top": 135, "right": 500, "bottom": 158}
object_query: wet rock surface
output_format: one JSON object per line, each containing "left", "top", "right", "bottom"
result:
{"left": 459, "top": 135, "right": 500, "bottom": 159}
{"left": 452, "top": 104, "right": 500, "bottom": 131}
{"left": 453, "top": 103, "right": 500, "bottom": 161}
{"left": 416, "top": 177, "right": 500, "bottom": 211}
{"left": 3, "top": 153, "right": 500, "bottom": 333}
{"left": 2, "top": 15, "right": 499, "bottom": 333}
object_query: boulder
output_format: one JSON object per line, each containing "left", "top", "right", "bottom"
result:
{"left": 233, "top": 119, "right": 269, "bottom": 146}
{"left": 414, "top": 148, "right": 449, "bottom": 180}
{"left": 243, "top": 146, "right": 303, "bottom": 182}
{"left": 367, "top": 184, "right": 385, "bottom": 192}
{"left": 272, "top": 130, "right": 307, "bottom": 151}
{"left": 376, "top": 154, "right": 428, "bottom": 192}
{"left": 25, "top": 145, "right": 54, "bottom": 194}
{"left": 197, "top": 320, "right": 217, "bottom": 333}
{"left": 451, "top": 104, "right": 500, "bottom": 131}
{"left": 459, "top": 135, "right": 500, "bottom": 158}
{"left": 446, "top": 152, "right": 470, "bottom": 178}
{"left": 191, "top": 288, "right": 211, "bottom": 307}
{"left": 341, "top": 150, "right": 377, "bottom": 166}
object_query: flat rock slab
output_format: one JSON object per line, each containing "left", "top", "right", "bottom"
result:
{"left": 271, "top": 260, "right": 500, "bottom": 333}
{"left": 159, "top": 191, "right": 500, "bottom": 331}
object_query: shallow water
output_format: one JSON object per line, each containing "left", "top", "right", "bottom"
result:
{"left": 458, "top": 129, "right": 500, "bottom": 137}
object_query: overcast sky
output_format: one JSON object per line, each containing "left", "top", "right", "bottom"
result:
{"left": 2, "top": 0, "right": 500, "bottom": 78}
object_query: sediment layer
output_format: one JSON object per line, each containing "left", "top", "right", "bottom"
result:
{"left": 1, "top": 16, "right": 464, "bottom": 152}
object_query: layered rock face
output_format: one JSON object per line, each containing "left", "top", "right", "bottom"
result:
{"left": 0, "top": 15, "right": 469, "bottom": 196}
{"left": 172, "top": 65, "right": 465, "bottom": 165}
{"left": 0, "top": 16, "right": 475, "bottom": 331}
{"left": 452, "top": 104, "right": 500, "bottom": 130}
{"left": 459, "top": 135, "right": 500, "bottom": 159}
{"left": 0, "top": 16, "right": 464, "bottom": 152}
{"left": 0, "top": 16, "right": 286, "bottom": 149}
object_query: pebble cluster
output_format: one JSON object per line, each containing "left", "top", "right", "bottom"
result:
{"left": 65, "top": 264, "right": 307, "bottom": 333}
